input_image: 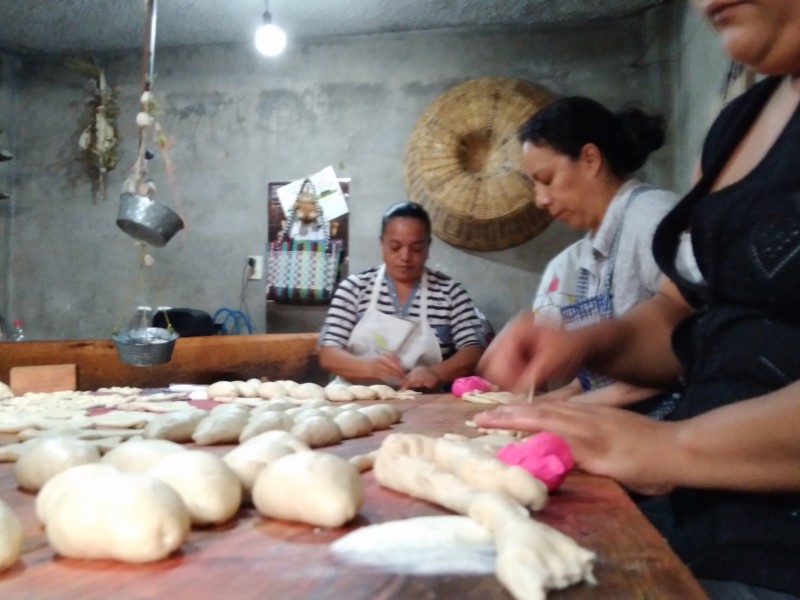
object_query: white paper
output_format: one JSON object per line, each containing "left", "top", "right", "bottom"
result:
{"left": 276, "top": 165, "right": 349, "bottom": 222}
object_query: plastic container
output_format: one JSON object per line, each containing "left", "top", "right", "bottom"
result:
{"left": 11, "top": 320, "right": 25, "bottom": 342}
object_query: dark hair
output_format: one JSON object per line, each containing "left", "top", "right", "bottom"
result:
{"left": 380, "top": 201, "right": 432, "bottom": 239}
{"left": 518, "top": 96, "right": 666, "bottom": 178}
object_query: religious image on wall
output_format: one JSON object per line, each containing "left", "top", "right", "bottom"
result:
{"left": 266, "top": 166, "right": 350, "bottom": 305}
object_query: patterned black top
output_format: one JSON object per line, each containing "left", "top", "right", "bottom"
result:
{"left": 650, "top": 76, "right": 800, "bottom": 594}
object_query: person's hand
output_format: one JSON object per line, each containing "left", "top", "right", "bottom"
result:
{"left": 401, "top": 366, "right": 440, "bottom": 391}
{"left": 368, "top": 352, "right": 406, "bottom": 383}
{"left": 474, "top": 402, "right": 680, "bottom": 496}
{"left": 477, "top": 311, "right": 586, "bottom": 393}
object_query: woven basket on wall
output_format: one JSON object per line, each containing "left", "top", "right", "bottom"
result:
{"left": 404, "top": 77, "right": 555, "bottom": 251}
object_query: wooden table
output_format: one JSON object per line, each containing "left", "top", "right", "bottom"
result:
{"left": 0, "top": 395, "right": 707, "bottom": 599}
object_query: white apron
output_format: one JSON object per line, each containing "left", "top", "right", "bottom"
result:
{"left": 346, "top": 264, "right": 442, "bottom": 372}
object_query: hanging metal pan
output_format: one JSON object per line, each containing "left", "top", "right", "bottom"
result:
{"left": 116, "top": 192, "right": 184, "bottom": 247}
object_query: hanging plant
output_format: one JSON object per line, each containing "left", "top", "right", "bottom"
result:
{"left": 68, "top": 58, "right": 120, "bottom": 200}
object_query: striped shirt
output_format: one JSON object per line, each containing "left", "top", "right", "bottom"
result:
{"left": 320, "top": 266, "right": 485, "bottom": 359}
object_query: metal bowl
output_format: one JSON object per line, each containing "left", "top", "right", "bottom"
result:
{"left": 112, "top": 326, "right": 179, "bottom": 366}
{"left": 116, "top": 193, "right": 185, "bottom": 247}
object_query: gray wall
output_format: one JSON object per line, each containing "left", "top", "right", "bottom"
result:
{"left": 1, "top": 14, "right": 678, "bottom": 340}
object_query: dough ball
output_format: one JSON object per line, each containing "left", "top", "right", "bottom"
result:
{"left": 359, "top": 404, "right": 401, "bottom": 430}
{"left": 143, "top": 410, "right": 207, "bottom": 442}
{"left": 36, "top": 463, "right": 119, "bottom": 524}
{"left": 256, "top": 381, "right": 288, "bottom": 400}
{"left": 274, "top": 380, "right": 299, "bottom": 394}
{"left": 192, "top": 409, "right": 250, "bottom": 446}
{"left": 333, "top": 411, "right": 374, "bottom": 439}
{"left": 290, "top": 416, "right": 343, "bottom": 448}
{"left": 368, "top": 384, "right": 398, "bottom": 400}
{"left": 324, "top": 384, "right": 355, "bottom": 402}
{"left": 209, "top": 403, "right": 251, "bottom": 417}
{"left": 14, "top": 437, "right": 101, "bottom": 491}
{"left": 41, "top": 467, "right": 190, "bottom": 562}
{"left": 252, "top": 451, "right": 363, "bottom": 527}
{"left": 233, "top": 380, "right": 258, "bottom": 398}
{"left": 207, "top": 381, "right": 238, "bottom": 400}
{"left": 348, "top": 385, "right": 378, "bottom": 401}
{"left": 101, "top": 439, "right": 186, "bottom": 473}
{"left": 286, "top": 407, "right": 325, "bottom": 419}
{"left": 223, "top": 430, "right": 310, "bottom": 496}
{"left": 246, "top": 378, "right": 263, "bottom": 388}
{"left": 251, "top": 399, "right": 295, "bottom": 414}
{"left": 0, "top": 381, "right": 13, "bottom": 400}
{"left": 289, "top": 382, "right": 326, "bottom": 401}
{"left": 149, "top": 450, "right": 242, "bottom": 525}
{"left": 239, "top": 411, "right": 293, "bottom": 443}
{"left": 0, "top": 499, "right": 23, "bottom": 572}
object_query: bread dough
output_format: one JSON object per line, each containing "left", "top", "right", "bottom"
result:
{"left": 333, "top": 411, "right": 374, "bottom": 439}
{"left": 252, "top": 451, "right": 362, "bottom": 528}
{"left": 359, "top": 404, "right": 401, "bottom": 430}
{"left": 324, "top": 384, "right": 355, "bottom": 402}
{"left": 289, "top": 382, "right": 326, "bottom": 401}
{"left": 14, "top": 437, "right": 101, "bottom": 491}
{"left": 39, "top": 465, "right": 190, "bottom": 563}
{"left": 239, "top": 411, "right": 293, "bottom": 442}
{"left": 148, "top": 450, "right": 242, "bottom": 525}
{"left": 257, "top": 381, "right": 289, "bottom": 399}
{"left": 223, "top": 430, "right": 310, "bottom": 497}
{"left": 290, "top": 415, "right": 343, "bottom": 448}
{"left": 0, "top": 498, "right": 23, "bottom": 572}
{"left": 192, "top": 407, "right": 250, "bottom": 445}
{"left": 348, "top": 385, "right": 378, "bottom": 401}
{"left": 143, "top": 410, "right": 207, "bottom": 442}
{"left": 206, "top": 381, "right": 239, "bottom": 400}
{"left": 101, "top": 438, "right": 186, "bottom": 472}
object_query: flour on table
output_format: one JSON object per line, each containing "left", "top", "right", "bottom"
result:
{"left": 330, "top": 515, "right": 496, "bottom": 575}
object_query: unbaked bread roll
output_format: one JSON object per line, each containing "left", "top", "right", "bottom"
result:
{"left": 14, "top": 437, "right": 101, "bottom": 491}
{"left": 359, "top": 404, "right": 401, "bottom": 430}
{"left": 223, "top": 430, "right": 310, "bottom": 498}
{"left": 324, "top": 384, "right": 355, "bottom": 402}
{"left": 39, "top": 466, "right": 190, "bottom": 563}
{"left": 348, "top": 385, "right": 378, "bottom": 401}
{"left": 257, "top": 381, "right": 288, "bottom": 400}
{"left": 143, "top": 410, "right": 207, "bottom": 442}
{"left": 0, "top": 498, "right": 23, "bottom": 572}
{"left": 290, "top": 416, "right": 343, "bottom": 448}
{"left": 333, "top": 411, "right": 374, "bottom": 439}
{"left": 289, "top": 382, "right": 326, "bottom": 401}
{"left": 206, "top": 381, "right": 239, "bottom": 400}
{"left": 252, "top": 451, "right": 363, "bottom": 527}
{"left": 239, "top": 411, "right": 293, "bottom": 442}
{"left": 101, "top": 439, "right": 186, "bottom": 473}
{"left": 148, "top": 450, "right": 242, "bottom": 525}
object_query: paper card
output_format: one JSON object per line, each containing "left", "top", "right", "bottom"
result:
{"left": 276, "top": 165, "right": 349, "bottom": 222}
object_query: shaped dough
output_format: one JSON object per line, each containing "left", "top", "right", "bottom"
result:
{"left": 14, "top": 437, "right": 101, "bottom": 491}
{"left": 239, "top": 411, "right": 293, "bottom": 442}
{"left": 101, "top": 439, "right": 186, "bottom": 473}
{"left": 333, "top": 410, "right": 374, "bottom": 439}
{"left": 206, "top": 381, "right": 239, "bottom": 400}
{"left": 148, "top": 450, "right": 242, "bottom": 525}
{"left": 290, "top": 415, "right": 343, "bottom": 448}
{"left": 40, "top": 466, "right": 190, "bottom": 563}
{"left": 0, "top": 499, "right": 23, "bottom": 572}
{"left": 253, "top": 451, "right": 362, "bottom": 527}
{"left": 143, "top": 410, "right": 207, "bottom": 442}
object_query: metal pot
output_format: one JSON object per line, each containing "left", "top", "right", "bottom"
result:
{"left": 112, "top": 326, "right": 179, "bottom": 366}
{"left": 116, "top": 192, "right": 184, "bottom": 247}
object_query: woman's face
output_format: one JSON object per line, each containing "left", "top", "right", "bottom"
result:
{"left": 692, "top": 0, "right": 800, "bottom": 75}
{"left": 522, "top": 141, "right": 605, "bottom": 231}
{"left": 380, "top": 217, "right": 430, "bottom": 284}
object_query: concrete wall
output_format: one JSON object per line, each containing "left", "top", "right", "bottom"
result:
{"left": 670, "top": 3, "right": 730, "bottom": 192}
{"left": 1, "top": 15, "right": 675, "bottom": 340}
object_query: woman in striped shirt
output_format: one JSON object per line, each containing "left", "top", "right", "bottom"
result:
{"left": 319, "top": 201, "right": 485, "bottom": 390}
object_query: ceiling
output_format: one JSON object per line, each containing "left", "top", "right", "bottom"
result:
{"left": 0, "top": 0, "right": 669, "bottom": 55}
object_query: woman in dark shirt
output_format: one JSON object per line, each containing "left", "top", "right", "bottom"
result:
{"left": 474, "top": 1, "right": 800, "bottom": 597}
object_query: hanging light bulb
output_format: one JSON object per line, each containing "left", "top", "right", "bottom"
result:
{"left": 255, "top": 3, "right": 286, "bottom": 57}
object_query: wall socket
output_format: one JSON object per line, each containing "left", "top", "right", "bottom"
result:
{"left": 248, "top": 255, "right": 264, "bottom": 280}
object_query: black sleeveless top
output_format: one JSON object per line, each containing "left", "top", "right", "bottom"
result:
{"left": 651, "top": 76, "right": 800, "bottom": 594}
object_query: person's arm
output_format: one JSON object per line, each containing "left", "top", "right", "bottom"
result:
{"left": 401, "top": 344, "right": 484, "bottom": 390}
{"left": 479, "top": 277, "right": 691, "bottom": 393}
{"left": 571, "top": 381, "right": 665, "bottom": 407}
{"left": 319, "top": 345, "right": 405, "bottom": 384}
{"left": 474, "top": 380, "right": 800, "bottom": 496}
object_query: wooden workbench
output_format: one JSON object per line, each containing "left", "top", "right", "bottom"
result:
{"left": 0, "top": 396, "right": 707, "bottom": 599}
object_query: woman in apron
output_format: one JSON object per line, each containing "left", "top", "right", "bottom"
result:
{"left": 318, "top": 201, "right": 485, "bottom": 391}
{"left": 476, "top": 1, "right": 800, "bottom": 596}
{"left": 522, "top": 96, "right": 680, "bottom": 417}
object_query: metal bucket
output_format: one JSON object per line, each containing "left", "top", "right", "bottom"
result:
{"left": 112, "top": 327, "right": 179, "bottom": 366}
{"left": 116, "top": 193, "right": 184, "bottom": 247}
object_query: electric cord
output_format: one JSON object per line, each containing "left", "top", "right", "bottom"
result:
{"left": 239, "top": 258, "right": 254, "bottom": 327}
{"left": 212, "top": 307, "right": 253, "bottom": 335}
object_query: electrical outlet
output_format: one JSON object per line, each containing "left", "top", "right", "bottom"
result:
{"left": 248, "top": 255, "right": 264, "bottom": 280}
